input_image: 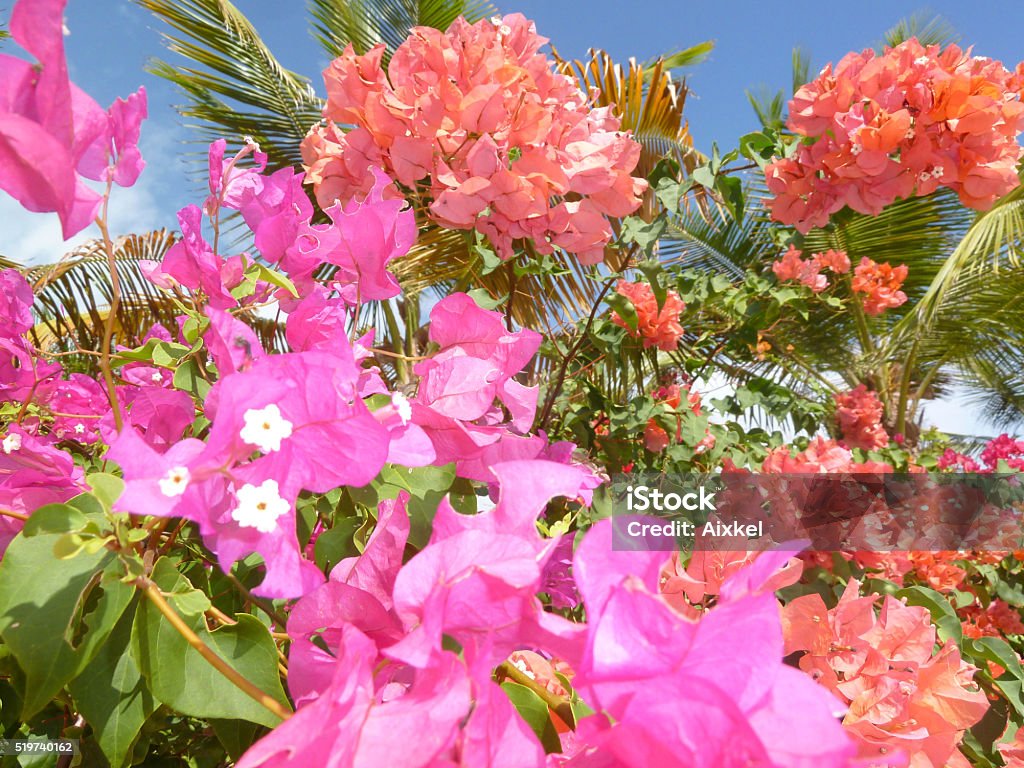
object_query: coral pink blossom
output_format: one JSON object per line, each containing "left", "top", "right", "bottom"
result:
{"left": 301, "top": 14, "right": 645, "bottom": 264}
{"left": 766, "top": 38, "right": 1024, "bottom": 232}
{"left": 784, "top": 579, "right": 989, "bottom": 767}
{"left": 852, "top": 257, "right": 909, "bottom": 315}
{"left": 611, "top": 280, "right": 685, "bottom": 351}
{"left": 834, "top": 384, "right": 890, "bottom": 450}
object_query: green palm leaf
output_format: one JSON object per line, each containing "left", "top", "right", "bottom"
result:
{"left": 309, "top": 0, "right": 496, "bottom": 62}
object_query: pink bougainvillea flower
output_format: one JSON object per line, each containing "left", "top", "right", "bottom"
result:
{"left": 301, "top": 14, "right": 645, "bottom": 264}
{"left": 834, "top": 384, "right": 890, "bottom": 450}
{"left": 315, "top": 167, "right": 415, "bottom": 303}
{"left": 115, "top": 385, "right": 195, "bottom": 452}
{"left": 813, "top": 248, "right": 852, "bottom": 275}
{"left": 0, "top": 269, "right": 36, "bottom": 338}
{"left": 571, "top": 521, "right": 855, "bottom": 767}
{"left": 851, "top": 257, "right": 908, "bottom": 315}
{"left": 149, "top": 205, "right": 245, "bottom": 309}
{"left": 0, "top": 423, "right": 84, "bottom": 554}
{"left": 36, "top": 372, "right": 110, "bottom": 444}
{"left": 203, "top": 307, "right": 265, "bottom": 375}
{"left": 611, "top": 280, "right": 685, "bottom": 351}
{"left": 0, "top": 0, "right": 147, "bottom": 238}
{"left": 409, "top": 293, "right": 553, "bottom": 479}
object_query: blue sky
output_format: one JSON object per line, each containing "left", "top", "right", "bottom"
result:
{"left": 1, "top": 0, "right": 1022, "bottom": 436}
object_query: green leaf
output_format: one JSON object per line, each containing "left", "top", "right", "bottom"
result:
{"left": 0, "top": 537, "right": 133, "bottom": 718}
{"left": 211, "top": 719, "right": 262, "bottom": 761}
{"left": 895, "top": 585, "right": 962, "bottom": 645}
{"left": 112, "top": 338, "right": 189, "bottom": 368}
{"left": 605, "top": 292, "right": 638, "bottom": 332}
{"left": 21, "top": 504, "right": 88, "bottom": 538}
{"left": 130, "top": 563, "right": 289, "bottom": 727}
{"left": 620, "top": 215, "right": 667, "bottom": 257}
{"left": 173, "top": 358, "right": 212, "bottom": 401}
{"left": 500, "top": 681, "right": 562, "bottom": 754}
{"left": 314, "top": 517, "right": 362, "bottom": 574}
{"left": 638, "top": 260, "right": 668, "bottom": 312}
{"left": 372, "top": 463, "right": 458, "bottom": 548}
{"left": 87, "top": 474, "right": 125, "bottom": 513}
{"left": 466, "top": 288, "right": 506, "bottom": 311}
{"left": 69, "top": 604, "right": 156, "bottom": 768}
{"left": 250, "top": 262, "right": 299, "bottom": 298}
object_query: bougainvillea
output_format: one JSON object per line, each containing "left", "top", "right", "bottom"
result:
{"left": 301, "top": 13, "right": 646, "bottom": 264}
{"left": 611, "top": 279, "right": 685, "bottom": 350}
{"left": 766, "top": 38, "right": 1024, "bottom": 232}
{"left": 834, "top": 384, "right": 890, "bottom": 450}
{"left": 2, "top": 2, "right": 1024, "bottom": 767}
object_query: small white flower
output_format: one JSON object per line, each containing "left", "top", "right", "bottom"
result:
{"left": 240, "top": 404, "right": 293, "bottom": 453}
{"left": 490, "top": 15, "right": 502, "bottom": 25}
{"left": 850, "top": 143, "right": 863, "bottom": 156}
{"left": 931, "top": 165, "right": 944, "bottom": 178}
{"left": 2, "top": 434, "right": 22, "bottom": 454}
{"left": 151, "top": 371, "right": 164, "bottom": 383}
{"left": 243, "top": 135, "right": 262, "bottom": 152}
{"left": 499, "top": 24, "right": 511, "bottom": 36}
{"left": 159, "top": 466, "right": 191, "bottom": 498}
{"left": 74, "top": 423, "right": 85, "bottom": 435}
{"left": 232, "top": 479, "right": 289, "bottom": 533}
{"left": 905, "top": 127, "right": 916, "bottom": 140}
{"left": 392, "top": 392, "right": 412, "bottom": 425}
{"left": 918, "top": 171, "right": 931, "bottom": 183}
{"left": 914, "top": 56, "right": 930, "bottom": 66}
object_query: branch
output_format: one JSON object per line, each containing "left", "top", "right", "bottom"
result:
{"left": 495, "top": 660, "right": 576, "bottom": 730}
{"left": 138, "top": 580, "right": 291, "bottom": 722}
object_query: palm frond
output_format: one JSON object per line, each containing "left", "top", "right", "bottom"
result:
{"left": 138, "top": 0, "right": 324, "bottom": 173}
{"left": 23, "top": 231, "right": 182, "bottom": 353}
{"left": 881, "top": 13, "right": 960, "bottom": 49}
{"left": 309, "top": 0, "right": 496, "bottom": 63}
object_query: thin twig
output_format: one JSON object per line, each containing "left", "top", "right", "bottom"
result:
{"left": 495, "top": 660, "right": 576, "bottom": 730}
{"left": 94, "top": 180, "right": 124, "bottom": 431}
{"left": 537, "top": 274, "right": 619, "bottom": 430}
{"left": 139, "top": 580, "right": 291, "bottom": 721}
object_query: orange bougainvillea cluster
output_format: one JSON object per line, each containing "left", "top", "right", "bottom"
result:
{"left": 611, "top": 279, "right": 685, "bottom": 351}
{"left": 772, "top": 245, "right": 851, "bottom": 292}
{"left": 301, "top": 14, "right": 646, "bottom": 264}
{"left": 783, "top": 579, "right": 989, "bottom": 766}
{"left": 834, "top": 384, "right": 890, "bottom": 451}
{"left": 852, "top": 257, "right": 909, "bottom": 315}
{"left": 766, "top": 38, "right": 1024, "bottom": 232}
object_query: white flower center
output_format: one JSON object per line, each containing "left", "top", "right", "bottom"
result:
{"left": 240, "top": 404, "right": 293, "bottom": 453}
{"left": 159, "top": 466, "right": 191, "bottom": 497}
{"left": 2, "top": 434, "right": 22, "bottom": 454}
{"left": 74, "top": 423, "right": 85, "bottom": 434}
{"left": 914, "top": 56, "right": 930, "bottom": 66}
{"left": 152, "top": 371, "right": 164, "bottom": 383}
{"left": 231, "top": 479, "right": 289, "bottom": 533}
{"left": 392, "top": 392, "right": 412, "bottom": 425}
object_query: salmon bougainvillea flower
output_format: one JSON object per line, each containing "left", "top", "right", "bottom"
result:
{"left": 611, "top": 280, "right": 685, "bottom": 351}
{"left": 851, "top": 257, "right": 908, "bottom": 315}
{"left": 834, "top": 384, "right": 890, "bottom": 451}
{"left": 766, "top": 38, "right": 1024, "bottom": 232}
{"left": 301, "top": 14, "right": 646, "bottom": 264}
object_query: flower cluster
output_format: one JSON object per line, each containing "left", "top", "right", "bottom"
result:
{"left": 772, "top": 245, "right": 851, "bottom": 292}
{"left": 611, "top": 279, "right": 685, "bottom": 351}
{"left": 766, "top": 38, "right": 1024, "bottom": 232}
{"left": 301, "top": 14, "right": 646, "bottom": 264}
{"left": 834, "top": 384, "right": 890, "bottom": 450}
{"left": 938, "top": 433, "right": 1024, "bottom": 472}
{"left": 784, "top": 579, "right": 989, "bottom": 766}
{"left": 852, "top": 257, "right": 909, "bottom": 315}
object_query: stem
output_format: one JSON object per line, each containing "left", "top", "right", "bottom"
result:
{"left": 94, "top": 181, "right": 124, "bottom": 431}
{"left": 0, "top": 508, "right": 29, "bottom": 521}
{"left": 505, "top": 260, "right": 518, "bottom": 332}
{"left": 895, "top": 335, "right": 922, "bottom": 437}
{"left": 139, "top": 580, "right": 291, "bottom": 721}
{"left": 538, "top": 274, "right": 619, "bottom": 430}
{"left": 380, "top": 300, "right": 409, "bottom": 384}
{"left": 495, "top": 661, "right": 576, "bottom": 730}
